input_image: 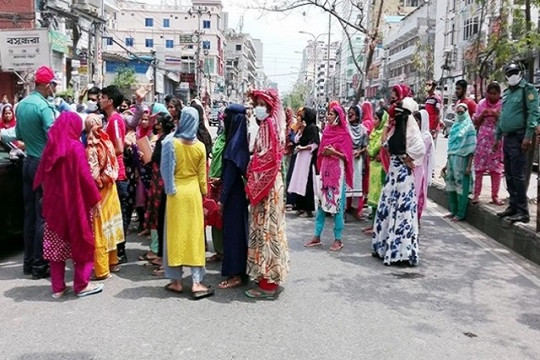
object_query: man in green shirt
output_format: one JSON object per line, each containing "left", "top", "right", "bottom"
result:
{"left": 495, "top": 62, "right": 539, "bottom": 224}
{"left": 15, "top": 66, "right": 58, "bottom": 279}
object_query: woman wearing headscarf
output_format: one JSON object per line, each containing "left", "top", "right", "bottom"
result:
{"left": 288, "top": 107, "right": 320, "bottom": 217}
{"left": 217, "top": 104, "right": 250, "bottom": 289}
{"left": 166, "top": 97, "right": 183, "bottom": 125}
{"left": 363, "top": 107, "right": 389, "bottom": 235}
{"left": 191, "top": 102, "right": 213, "bottom": 158}
{"left": 206, "top": 119, "right": 226, "bottom": 263}
{"left": 472, "top": 82, "right": 503, "bottom": 205}
{"left": 441, "top": 103, "right": 477, "bottom": 222}
{"left": 160, "top": 107, "right": 213, "bottom": 299}
{"left": 304, "top": 104, "right": 354, "bottom": 252}
{"left": 346, "top": 105, "right": 368, "bottom": 220}
{"left": 413, "top": 110, "right": 436, "bottom": 221}
{"left": 245, "top": 88, "right": 289, "bottom": 299}
{"left": 85, "top": 114, "right": 124, "bottom": 280}
{"left": 361, "top": 101, "right": 375, "bottom": 134}
{"left": 285, "top": 108, "right": 302, "bottom": 211}
{"left": 1, "top": 104, "right": 16, "bottom": 129}
{"left": 34, "top": 112, "right": 104, "bottom": 298}
{"left": 372, "top": 97, "right": 425, "bottom": 266}
{"left": 142, "top": 114, "right": 175, "bottom": 271}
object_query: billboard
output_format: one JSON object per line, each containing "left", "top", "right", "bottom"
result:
{"left": 0, "top": 29, "right": 50, "bottom": 72}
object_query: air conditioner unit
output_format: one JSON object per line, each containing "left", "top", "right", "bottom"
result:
{"left": 73, "top": 0, "right": 101, "bottom": 13}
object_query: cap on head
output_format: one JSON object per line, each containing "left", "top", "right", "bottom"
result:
{"left": 504, "top": 62, "right": 521, "bottom": 76}
{"left": 35, "top": 66, "right": 59, "bottom": 85}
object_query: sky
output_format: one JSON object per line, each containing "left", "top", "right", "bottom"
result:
{"left": 145, "top": 0, "right": 337, "bottom": 94}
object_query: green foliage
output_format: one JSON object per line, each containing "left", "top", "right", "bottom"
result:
{"left": 112, "top": 66, "right": 138, "bottom": 95}
{"left": 284, "top": 83, "right": 309, "bottom": 110}
{"left": 411, "top": 37, "right": 434, "bottom": 101}
{"left": 56, "top": 88, "right": 75, "bottom": 100}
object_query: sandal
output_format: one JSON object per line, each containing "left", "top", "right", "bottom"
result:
{"left": 451, "top": 216, "right": 464, "bottom": 222}
{"left": 443, "top": 213, "right": 454, "bottom": 219}
{"left": 109, "top": 265, "right": 120, "bottom": 273}
{"left": 152, "top": 267, "right": 164, "bottom": 276}
{"left": 206, "top": 254, "right": 223, "bottom": 263}
{"left": 77, "top": 283, "right": 104, "bottom": 298}
{"left": 138, "top": 251, "right": 158, "bottom": 261}
{"left": 91, "top": 273, "right": 111, "bottom": 281}
{"left": 192, "top": 287, "right": 215, "bottom": 300}
{"left": 490, "top": 198, "right": 505, "bottom": 206}
{"left": 164, "top": 283, "right": 183, "bottom": 294}
{"left": 218, "top": 276, "right": 245, "bottom": 289}
{"left": 329, "top": 241, "right": 344, "bottom": 252}
{"left": 245, "top": 287, "right": 276, "bottom": 300}
{"left": 52, "top": 287, "right": 70, "bottom": 299}
{"left": 362, "top": 227, "right": 374, "bottom": 235}
{"left": 138, "top": 229, "right": 150, "bottom": 237}
{"left": 304, "top": 239, "right": 322, "bottom": 247}
{"left": 471, "top": 197, "right": 480, "bottom": 204}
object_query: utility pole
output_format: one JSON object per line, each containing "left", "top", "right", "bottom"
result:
{"left": 151, "top": 50, "right": 157, "bottom": 98}
{"left": 325, "top": 11, "right": 331, "bottom": 105}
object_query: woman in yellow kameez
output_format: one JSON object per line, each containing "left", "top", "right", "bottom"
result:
{"left": 85, "top": 114, "right": 124, "bottom": 280}
{"left": 160, "top": 107, "right": 214, "bottom": 300}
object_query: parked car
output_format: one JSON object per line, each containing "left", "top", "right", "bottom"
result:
{"left": 442, "top": 112, "right": 456, "bottom": 138}
{"left": 0, "top": 143, "right": 24, "bottom": 245}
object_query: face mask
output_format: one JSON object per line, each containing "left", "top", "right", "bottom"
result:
{"left": 254, "top": 106, "right": 268, "bottom": 121}
{"left": 506, "top": 74, "right": 522, "bottom": 87}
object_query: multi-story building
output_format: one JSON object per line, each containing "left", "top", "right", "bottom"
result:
{"left": 363, "top": 0, "right": 419, "bottom": 99}
{"left": 252, "top": 38, "right": 266, "bottom": 88}
{"left": 298, "top": 39, "right": 338, "bottom": 106}
{"left": 381, "top": 1, "right": 436, "bottom": 96}
{"left": 105, "top": 0, "right": 226, "bottom": 98}
{"left": 224, "top": 29, "right": 258, "bottom": 102}
{"left": 434, "top": 0, "right": 539, "bottom": 108}
{"left": 315, "top": 41, "right": 340, "bottom": 104}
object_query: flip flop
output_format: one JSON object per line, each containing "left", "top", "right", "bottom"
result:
{"left": 245, "top": 288, "right": 276, "bottom": 300}
{"left": 218, "top": 277, "right": 245, "bottom": 289}
{"left": 192, "top": 288, "right": 215, "bottom": 300}
{"left": 152, "top": 268, "right": 164, "bottom": 276}
{"left": 164, "top": 283, "right": 183, "bottom": 294}
{"left": 52, "top": 287, "right": 70, "bottom": 299}
{"left": 329, "top": 242, "right": 344, "bottom": 252}
{"left": 90, "top": 273, "right": 111, "bottom": 281}
{"left": 77, "top": 283, "right": 104, "bottom": 298}
{"left": 304, "top": 240, "right": 322, "bottom": 248}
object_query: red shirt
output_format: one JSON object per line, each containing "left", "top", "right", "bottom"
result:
{"left": 456, "top": 98, "right": 477, "bottom": 119}
{"left": 106, "top": 112, "right": 127, "bottom": 181}
{"left": 425, "top": 93, "right": 441, "bottom": 132}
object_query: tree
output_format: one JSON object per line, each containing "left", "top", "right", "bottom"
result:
{"left": 284, "top": 82, "right": 309, "bottom": 110}
{"left": 252, "top": 0, "right": 382, "bottom": 105}
{"left": 113, "top": 66, "right": 138, "bottom": 96}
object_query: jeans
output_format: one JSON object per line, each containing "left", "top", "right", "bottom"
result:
{"left": 116, "top": 180, "right": 130, "bottom": 255}
{"left": 162, "top": 230, "right": 206, "bottom": 283}
{"left": 503, "top": 133, "right": 529, "bottom": 216}
{"left": 22, "top": 156, "right": 47, "bottom": 275}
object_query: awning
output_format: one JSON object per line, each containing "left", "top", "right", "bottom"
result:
{"left": 102, "top": 52, "right": 130, "bottom": 63}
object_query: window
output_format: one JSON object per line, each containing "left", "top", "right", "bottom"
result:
{"left": 163, "top": 19, "right": 170, "bottom": 27}
{"left": 187, "top": 45, "right": 194, "bottom": 49}
{"left": 203, "top": 20, "right": 211, "bottom": 29}
{"left": 166, "top": 40, "right": 174, "bottom": 48}
{"left": 236, "top": 44, "right": 242, "bottom": 51}
{"left": 145, "top": 18, "right": 153, "bottom": 27}
{"left": 202, "top": 41, "right": 211, "bottom": 50}
{"left": 125, "top": 37, "right": 134, "bottom": 47}
{"left": 400, "top": 0, "right": 418, "bottom": 6}
{"left": 463, "top": 17, "right": 479, "bottom": 40}
{"left": 145, "top": 38, "right": 154, "bottom": 48}
{"left": 105, "top": 37, "right": 113, "bottom": 46}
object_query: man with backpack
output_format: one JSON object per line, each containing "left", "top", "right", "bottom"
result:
{"left": 496, "top": 62, "right": 539, "bottom": 224}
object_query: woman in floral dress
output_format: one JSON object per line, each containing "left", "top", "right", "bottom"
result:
{"left": 472, "top": 82, "right": 504, "bottom": 205}
{"left": 372, "top": 98, "right": 425, "bottom": 266}
{"left": 245, "top": 88, "right": 289, "bottom": 299}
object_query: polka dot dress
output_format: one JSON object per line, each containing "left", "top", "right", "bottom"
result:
{"left": 43, "top": 223, "right": 72, "bottom": 262}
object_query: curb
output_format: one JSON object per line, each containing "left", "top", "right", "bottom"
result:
{"left": 428, "top": 183, "right": 540, "bottom": 266}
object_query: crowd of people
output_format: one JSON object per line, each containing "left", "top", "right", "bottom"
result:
{"left": 0, "top": 60, "right": 538, "bottom": 299}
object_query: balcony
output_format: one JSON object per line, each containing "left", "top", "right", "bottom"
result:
{"left": 388, "top": 46, "right": 416, "bottom": 65}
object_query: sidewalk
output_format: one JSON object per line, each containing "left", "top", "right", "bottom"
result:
{"left": 428, "top": 160, "right": 540, "bottom": 265}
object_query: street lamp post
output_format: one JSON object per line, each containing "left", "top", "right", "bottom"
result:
{"left": 299, "top": 31, "right": 329, "bottom": 108}
{"left": 188, "top": 6, "right": 211, "bottom": 99}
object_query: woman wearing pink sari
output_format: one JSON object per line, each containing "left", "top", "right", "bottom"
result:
{"left": 305, "top": 104, "right": 353, "bottom": 251}
{"left": 34, "top": 112, "right": 104, "bottom": 298}
{"left": 472, "top": 82, "right": 504, "bottom": 205}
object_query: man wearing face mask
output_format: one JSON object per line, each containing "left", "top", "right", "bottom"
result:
{"left": 495, "top": 62, "right": 539, "bottom": 224}
{"left": 14, "top": 66, "right": 59, "bottom": 278}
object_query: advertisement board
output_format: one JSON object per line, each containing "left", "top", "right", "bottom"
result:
{"left": 0, "top": 29, "right": 50, "bottom": 72}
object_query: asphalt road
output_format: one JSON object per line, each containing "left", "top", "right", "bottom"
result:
{"left": 1, "top": 200, "right": 540, "bottom": 360}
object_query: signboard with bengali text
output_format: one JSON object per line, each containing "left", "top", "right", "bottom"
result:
{"left": 0, "top": 29, "right": 50, "bottom": 72}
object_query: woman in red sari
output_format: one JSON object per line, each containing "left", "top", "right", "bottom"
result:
{"left": 34, "top": 112, "right": 104, "bottom": 298}
{"left": 245, "top": 88, "right": 289, "bottom": 300}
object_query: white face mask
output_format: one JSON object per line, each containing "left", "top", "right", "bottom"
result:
{"left": 506, "top": 74, "right": 522, "bottom": 87}
{"left": 254, "top": 106, "right": 268, "bottom": 120}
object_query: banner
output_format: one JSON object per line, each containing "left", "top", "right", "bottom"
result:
{"left": 0, "top": 29, "right": 50, "bottom": 72}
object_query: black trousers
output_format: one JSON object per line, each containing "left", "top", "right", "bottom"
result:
{"left": 503, "top": 132, "right": 530, "bottom": 216}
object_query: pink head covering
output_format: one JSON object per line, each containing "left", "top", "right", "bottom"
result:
{"left": 34, "top": 112, "right": 101, "bottom": 263}
{"left": 318, "top": 104, "right": 354, "bottom": 191}
{"left": 35, "top": 66, "right": 56, "bottom": 84}
{"left": 361, "top": 101, "right": 374, "bottom": 134}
